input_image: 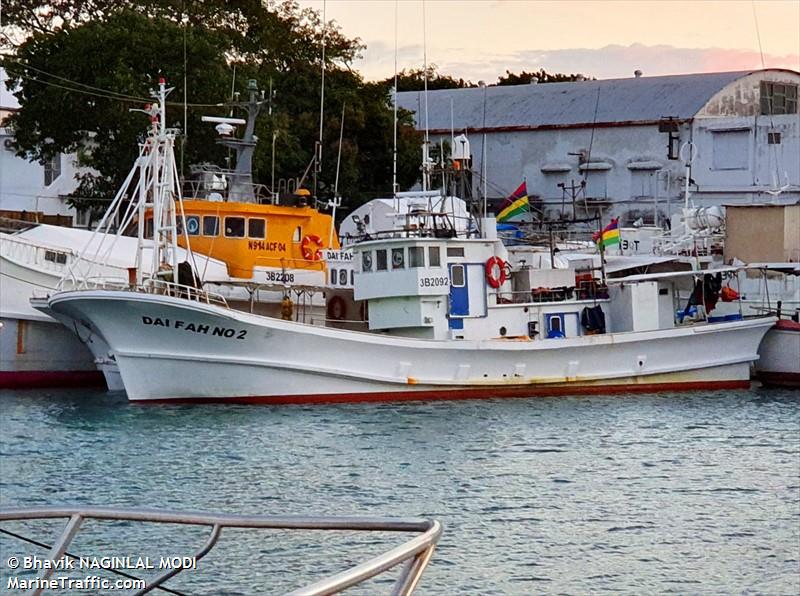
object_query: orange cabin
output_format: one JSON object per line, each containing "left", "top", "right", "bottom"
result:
{"left": 147, "top": 200, "right": 340, "bottom": 279}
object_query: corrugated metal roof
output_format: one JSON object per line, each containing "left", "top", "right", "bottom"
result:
{"left": 396, "top": 71, "right": 757, "bottom": 131}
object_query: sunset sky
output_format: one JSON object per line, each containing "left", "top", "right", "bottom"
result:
{"left": 298, "top": 0, "right": 800, "bottom": 82}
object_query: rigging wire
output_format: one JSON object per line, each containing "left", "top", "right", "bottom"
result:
{"left": 751, "top": 0, "right": 787, "bottom": 196}
{"left": 3, "top": 60, "right": 224, "bottom": 108}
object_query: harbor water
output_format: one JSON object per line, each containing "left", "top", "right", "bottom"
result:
{"left": 1, "top": 387, "right": 798, "bottom": 594}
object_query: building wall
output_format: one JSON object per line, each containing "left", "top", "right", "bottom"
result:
{"left": 0, "top": 127, "right": 80, "bottom": 220}
{"left": 1, "top": 68, "right": 80, "bottom": 222}
{"left": 428, "top": 71, "right": 800, "bottom": 225}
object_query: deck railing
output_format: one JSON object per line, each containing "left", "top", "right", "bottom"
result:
{"left": 0, "top": 506, "right": 442, "bottom": 596}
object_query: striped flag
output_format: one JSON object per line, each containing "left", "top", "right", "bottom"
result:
{"left": 593, "top": 218, "right": 620, "bottom": 249}
{"left": 496, "top": 182, "right": 529, "bottom": 223}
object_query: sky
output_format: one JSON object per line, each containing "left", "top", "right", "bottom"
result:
{"left": 297, "top": 0, "right": 800, "bottom": 82}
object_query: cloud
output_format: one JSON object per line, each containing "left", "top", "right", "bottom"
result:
{"left": 358, "top": 42, "right": 800, "bottom": 82}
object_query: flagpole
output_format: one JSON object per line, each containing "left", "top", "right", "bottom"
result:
{"left": 598, "top": 213, "right": 607, "bottom": 287}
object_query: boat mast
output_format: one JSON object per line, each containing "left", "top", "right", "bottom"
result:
{"left": 392, "top": 0, "right": 399, "bottom": 205}
{"left": 314, "top": 0, "right": 327, "bottom": 200}
{"left": 421, "top": 0, "right": 431, "bottom": 193}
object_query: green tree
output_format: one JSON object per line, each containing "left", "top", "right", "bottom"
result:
{"left": 1, "top": 1, "right": 420, "bottom": 215}
{"left": 496, "top": 68, "right": 591, "bottom": 85}
{"left": 388, "top": 65, "right": 476, "bottom": 92}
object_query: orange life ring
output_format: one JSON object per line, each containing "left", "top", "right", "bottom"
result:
{"left": 301, "top": 234, "right": 323, "bottom": 261}
{"left": 485, "top": 256, "right": 507, "bottom": 289}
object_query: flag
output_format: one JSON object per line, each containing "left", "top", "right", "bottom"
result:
{"left": 593, "top": 218, "right": 620, "bottom": 249}
{"left": 496, "top": 182, "right": 529, "bottom": 223}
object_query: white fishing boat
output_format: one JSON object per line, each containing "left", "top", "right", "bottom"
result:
{"left": 34, "top": 84, "right": 777, "bottom": 403}
{"left": 1, "top": 80, "right": 338, "bottom": 389}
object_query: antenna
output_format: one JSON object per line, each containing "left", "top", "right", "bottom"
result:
{"left": 315, "top": 0, "right": 327, "bottom": 199}
{"left": 481, "top": 81, "right": 488, "bottom": 219}
{"left": 329, "top": 103, "right": 346, "bottom": 246}
{"left": 421, "top": 0, "right": 430, "bottom": 192}
{"left": 392, "top": 0, "right": 399, "bottom": 201}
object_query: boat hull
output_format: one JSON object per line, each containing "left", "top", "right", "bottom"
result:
{"left": 756, "top": 320, "right": 800, "bottom": 388}
{"left": 47, "top": 290, "right": 775, "bottom": 403}
{"left": 0, "top": 317, "right": 105, "bottom": 388}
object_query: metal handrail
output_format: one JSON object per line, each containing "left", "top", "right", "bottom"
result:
{"left": 0, "top": 506, "right": 442, "bottom": 596}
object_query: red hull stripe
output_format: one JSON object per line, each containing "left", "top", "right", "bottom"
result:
{"left": 138, "top": 379, "right": 751, "bottom": 405}
{"left": 0, "top": 371, "right": 106, "bottom": 389}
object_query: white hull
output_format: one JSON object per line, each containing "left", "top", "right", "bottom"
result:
{"left": 1, "top": 228, "right": 322, "bottom": 388}
{"left": 755, "top": 321, "right": 800, "bottom": 387}
{"left": 47, "top": 290, "right": 775, "bottom": 403}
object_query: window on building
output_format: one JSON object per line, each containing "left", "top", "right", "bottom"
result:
{"left": 583, "top": 171, "right": 608, "bottom": 201}
{"left": 248, "top": 218, "right": 266, "bottom": 238}
{"left": 712, "top": 130, "right": 750, "bottom": 170}
{"left": 203, "top": 216, "right": 219, "bottom": 236}
{"left": 761, "top": 81, "right": 798, "bottom": 115}
{"left": 376, "top": 249, "right": 388, "bottom": 271}
{"left": 74, "top": 209, "right": 90, "bottom": 228}
{"left": 392, "top": 248, "right": 405, "bottom": 269}
{"left": 630, "top": 171, "right": 655, "bottom": 199}
{"left": 43, "top": 153, "right": 61, "bottom": 186}
{"left": 429, "top": 246, "right": 441, "bottom": 267}
{"left": 224, "top": 216, "right": 245, "bottom": 237}
{"left": 768, "top": 132, "right": 781, "bottom": 145}
{"left": 408, "top": 246, "right": 425, "bottom": 268}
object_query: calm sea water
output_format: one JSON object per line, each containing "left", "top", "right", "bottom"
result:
{"left": 1, "top": 387, "right": 798, "bottom": 595}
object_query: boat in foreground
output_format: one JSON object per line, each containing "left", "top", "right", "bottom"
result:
{"left": 0, "top": 505, "right": 441, "bottom": 595}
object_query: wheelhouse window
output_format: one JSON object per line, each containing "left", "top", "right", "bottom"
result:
{"left": 392, "top": 248, "right": 405, "bottom": 269}
{"left": 224, "top": 216, "right": 245, "bottom": 238}
{"left": 428, "top": 246, "right": 441, "bottom": 267}
{"left": 330, "top": 268, "right": 338, "bottom": 285}
{"left": 248, "top": 218, "right": 266, "bottom": 239}
{"left": 446, "top": 247, "right": 464, "bottom": 258}
{"left": 203, "top": 216, "right": 219, "bottom": 236}
{"left": 179, "top": 215, "right": 200, "bottom": 236}
{"left": 44, "top": 250, "right": 67, "bottom": 264}
{"left": 450, "top": 264, "right": 465, "bottom": 287}
{"left": 293, "top": 226, "right": 302, "bottom": 242}
{"left": 361, "top": 251, "right": 373, "bottom": 272}
{"left": 761, "top": 81, "right": 798, "bottom": 115}
{"left": 339, "top": 269, "right": 348, "bottom": 285}
{"left": 376, "top": 249, "right": 388, "bottom": 271}
{"left": 408, "top": 246, "right": 424, "bottom": 268}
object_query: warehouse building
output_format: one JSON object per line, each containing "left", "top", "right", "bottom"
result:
{"left": 397, "top": 69, "right": 799, "bottom": 226}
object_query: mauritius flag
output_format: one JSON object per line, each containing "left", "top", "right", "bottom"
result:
{"left": 593, "top": 217, "right": 620, "bottom": 249}
{"left": 496, "top": 182, "right": 529, "bottom": 223}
